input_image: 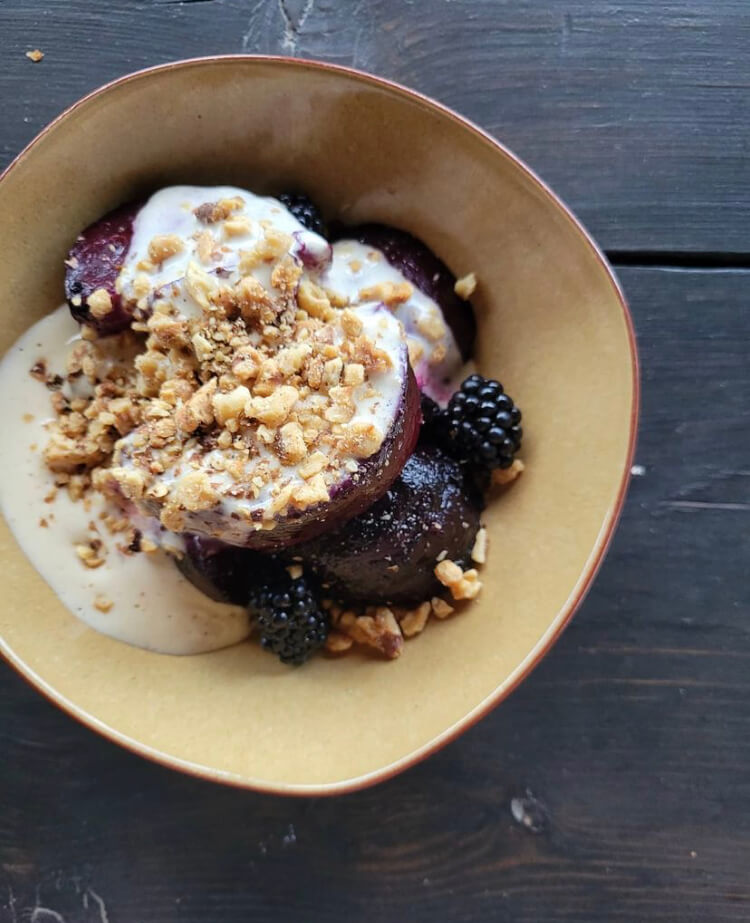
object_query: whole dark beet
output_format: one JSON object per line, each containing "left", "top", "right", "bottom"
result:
{"left": 288, "top": 445, "right": 484, "bottom": 606}
{"left": 65, "top": 201, "right": 140, "bottom": 336}
{"left": 335, "top": 223, "right": 476, "bottom": 360}
{"left": 177, "top": 534, "right": 285, "bottom": 605}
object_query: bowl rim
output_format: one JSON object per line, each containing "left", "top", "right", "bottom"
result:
{"left": 0, "top": 54, "right": 640, "bottom": 796}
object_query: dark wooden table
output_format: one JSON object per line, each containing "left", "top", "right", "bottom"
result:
{"left": 1, "top": 3, "right": 749, "bottom": 921}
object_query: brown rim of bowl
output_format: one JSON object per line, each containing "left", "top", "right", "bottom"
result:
{"left": 0, "top": 55, "right": 640, "bottom": 797}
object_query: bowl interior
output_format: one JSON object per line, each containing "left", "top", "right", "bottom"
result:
{"left": 0, "top": 58, "right": 635, "bottom": 792}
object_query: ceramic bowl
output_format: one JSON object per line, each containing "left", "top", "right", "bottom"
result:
{"left": 0, "top": 56, "right": 638, "bottom": 794}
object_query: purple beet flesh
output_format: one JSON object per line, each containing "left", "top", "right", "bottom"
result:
{"left": 287, "top": 445, "right": 484, "bottom": 606}
{"left": 177, "top": 534, "right": 284, "bottom": 605}
{"left": 65, "top": 202, "right": 140, "bottom": 336}
{"left": 334, "top": 223, "right": 476, "bottom": 361}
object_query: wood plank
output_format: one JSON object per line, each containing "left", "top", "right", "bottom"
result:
{"left": 1, "top": 266, "right": 748, "bottom": 922}
{"left": 0, "top": 0, "right": 748, "bottom": 253}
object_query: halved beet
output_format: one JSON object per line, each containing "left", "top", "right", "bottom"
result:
{"left": 65, "top": 201, "right": 140, "bottom": 335}
{"left": 334, "top": 223, "right": 476, "bottom": 361}
{"left": 177, "top": 534, "right": 283, "bottom": 605}
{"left": 288, "top": 445, "right": 484, "bottom": 606}
{"left": 185, "top": 366, "right": 422, "bottom": 551}
{"left": 108, "top": 359, "right": 422, "bottom": 552}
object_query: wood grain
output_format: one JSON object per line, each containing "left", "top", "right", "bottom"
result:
{"left": 0, "top": 0, "right": 748, "bottom": 253}
{"left": 2, "top": 265, "right": 749, "bottom": 922}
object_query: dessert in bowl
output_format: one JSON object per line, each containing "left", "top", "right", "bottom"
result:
{"left": 4, "top": 183, "right": 518, "bottom": 662}
{"left": 0, "top": 57, "right": 637, "bottom": 792}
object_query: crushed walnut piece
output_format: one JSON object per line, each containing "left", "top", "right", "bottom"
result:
{"left": 338, "top": 607, "right": 404, "bottom": 659}
{"left": 25, "top": 49, "right": 44, "bottom": 62}
{"left": 324, "top": 630, "right": 354, "bottom": 654}
{"left": 75, "top": 539, "right": 106, "bottom": 569}
{"left": 492, "top": 458, "right": 525, "bottom": 486}
{"left": 435, "top": 559, "right": 482, "bottom": 601}
{"left": 397, "top": 601, "right": 431, "bottom": 638}
{"left": 471, "top": 527, "right": 488, "bottom": 565}
{"left": 430, "top": 597, "right": 455, "bottom": 619}
{"left": 454, "top": 272, "right": 477, "bottom": 300}
{"left": 94, "top": 594, "right": 113, "bottom": 613}
{"left": 87, "top": 288, "right": 113, "bottom": 319}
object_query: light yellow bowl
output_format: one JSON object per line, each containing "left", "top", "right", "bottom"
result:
{"left": 0, "top": 57, "right": 638, "bottom": 794}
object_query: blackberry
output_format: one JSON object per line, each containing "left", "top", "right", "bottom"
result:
{"left": 277, "top": 192, "right": 327, "bottom": 237}
{"left": 249, "top": 575, "right": 329, "bottom": 665}
{"left": 441, "top": 374, "right": 523, "bottom": 470}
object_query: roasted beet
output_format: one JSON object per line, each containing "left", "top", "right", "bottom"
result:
{"left": 65, "top": 202, "right": 140, "bottom": 335}
{"left": 334, "top": 223, "right": 476, "bottom": 361}
{"left": 195, "top": 365, "right": 420, "bottom": 551}
{"left": 288, "top": 445, "right": 484, "bottom": 605}
{"left": 112, "top": 351, "right": 422, "bottom": 552}
{"left": 177, "top": 534, "right": 284, "bottom": 605}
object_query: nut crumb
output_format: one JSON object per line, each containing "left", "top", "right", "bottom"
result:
{"left": 339, "top": 607, "right": 404, "bottom": 659}
{"left": 431, "top": 597, "right": 455, "bottom": 619}
{"left": 454, "top": 272, "right": 477, "bottom": 300}
{"left": 471, "top": 527, "right": 488, "bottom": 564}
{"left": 397, "top": 601, "right": 431, "bottom": 638}
{"left": 491, "top": 458, "right": 525, "bottom": 486}
{"left": 94, "top": 594, "right": 113, "bottom": 613}
{"left": 435, "top": 559, "right": 482, "bottom": 601}
{"left": 87, "top": 287, "right": 113, "bottom": 319}
{"left": 25, "top": 49, "right": 44, "bottom": 62}
{"left": 325, "top": 631, "right": 354, "bottom": 654}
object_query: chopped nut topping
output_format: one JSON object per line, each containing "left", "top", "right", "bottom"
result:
{"left": 171, "top": 470, "right": 219, "bottom": 512}
{"left": 454, "top": 272, "right": 477, "bottom": 300}
{"left": 297, "top": 279, "right": 334, "bottom": 320}
{"left": 94, "top": 594, "right": 113, "bottom": 613}
{"left": 212, "top": 385, "right": 251, "bottom": 426}
{"left": 471, "top": 527, "right": 488, "bottom": 564}
{"left": 25, "top": 49, "right": 44, "bottom": 62}
{"left": 224, "top": 217, "right": 252, "bottom": 237}
{"left": 87, "top": 288, "right": 113, "bottom": 319}
{"left": 298, "top": 450, "right": 328, "bottom": 479}
{"left": 339, "top": 607, "right": 403, "bottom": 659}
{"left": 148, "top": 234, "right": 184, "bottom": 265}
{"left": 245, "top": 385, "right": 299, "bottom": 428}
{"left": 359, "top": 280, "right": 413, "bottom": 307}
{"left": 340, "top": 309, "right": 363, "bottom": 338}
{"left": 397, "top": 602, "right": 431, "bottom": 638}
{"left": 491, "top": 458, "right": 525, "bottom": 486}
{"left": 75, "top": 541, "right": 105, "bottom": 569}
{"left": 325, "top": 631, "right": 354, "bottom": 654}
{"left": 435, "top": 559, "right": 483, "bottom": 601}
{"left": 38, "top": 208, "right": 410, "bottom": 536}
{"left": 29, "top": 360, "right": 47, "bottom": 381}
{"left": 416, "top": 310, "right": 446, "bottom": 342}
{"left": 430, "top": 597, "right": 455, "bottom": 619}
{"left": 340, "top": 421, "right": 383, "bottom": 458}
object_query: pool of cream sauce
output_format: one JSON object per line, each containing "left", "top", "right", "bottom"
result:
{"left": 0, "top": 306, "right": 250, "bottom": 654}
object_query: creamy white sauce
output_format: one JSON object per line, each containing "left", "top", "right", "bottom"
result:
{"left": 321, "top": 240, "right": 465, "bottom": 404}
{"left": 0, "top": 306, "right": 250, "bottom": 654}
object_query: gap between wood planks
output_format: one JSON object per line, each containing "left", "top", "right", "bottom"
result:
{"left": 607, "top": 250, "right": 750, "bottom": 270}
